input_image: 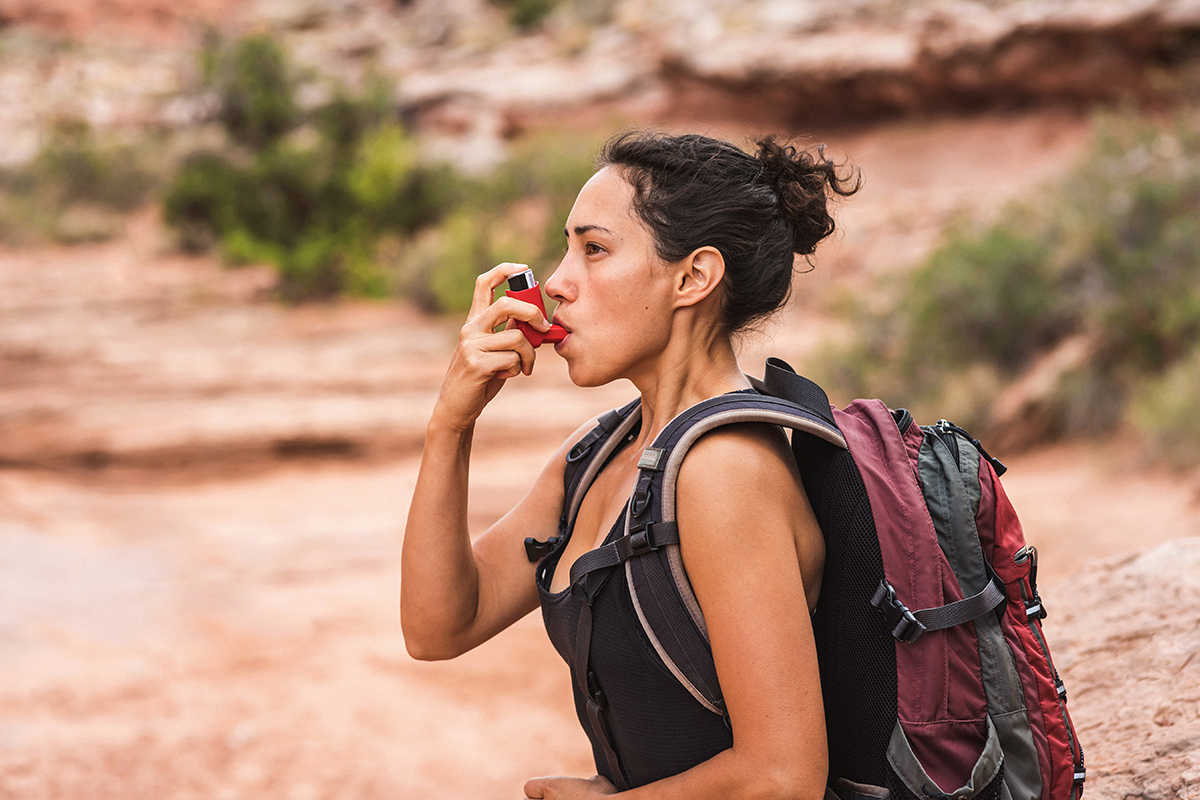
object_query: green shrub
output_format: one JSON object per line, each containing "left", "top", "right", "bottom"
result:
{"left": 1131, "top": 345, "right": 1200, "bottom": 468}
{"left": 904, "top": 223, "right": 1063, "bottom": 375}
{"left": 34, "top": 122, "right": 155, "bottom": 211}
{"left": 426, "top": 211, "right": 489, "bottom": 313}
{"left": 162, "top": 151, "right": 246, "bottom": 251}
{"left": 162, "top": 36, "right": 601, "bottom": 306}
{"left": 824, "top": 111, "right": 1200, "bottom": 463}
{"left": 492, "top": 0, "right": 562, "bottom": 30}
{"left": 0, "top": 121, "right": 156, "bottom": 245}
{"left": 214, "top": 35, "right": 298, "bottom": 149}
{"left": 316, "top": 78, "right": 393, "bottom": 161}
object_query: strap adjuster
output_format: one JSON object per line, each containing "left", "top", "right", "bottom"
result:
{"left": 565, "top": 441, "right": 592, "bottom": 463}
{"left": 871, "top": 581, "right": 928, "bottom": 644}
{"left": 628, "top": 526, "right": 654, "bottom": 556}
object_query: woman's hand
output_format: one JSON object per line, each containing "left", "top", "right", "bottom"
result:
{"left": 524, "top": 775, "right": 618, "bottom": 799}
{"left": 432, "top": 262, "right": 552, "bottom": 432}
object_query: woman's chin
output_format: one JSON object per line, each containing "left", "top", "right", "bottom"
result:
{"left": 561, "top": 351, "right": 606, "bottom": 388}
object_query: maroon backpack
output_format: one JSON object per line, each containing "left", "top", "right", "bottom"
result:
{"left": 542, "top": 358, "right": 1085, "bottom": 799}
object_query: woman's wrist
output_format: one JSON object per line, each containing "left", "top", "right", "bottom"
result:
{"left": 426, "top": 410, "right": 477, "bottom": 442}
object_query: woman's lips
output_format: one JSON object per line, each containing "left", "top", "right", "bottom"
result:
{"left": 550, "top": 318, "right": 570, "bottom": 350}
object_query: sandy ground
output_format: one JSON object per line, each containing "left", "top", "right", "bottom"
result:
{"left": 3, "top": 112, "right": 1200, "bottom": 798}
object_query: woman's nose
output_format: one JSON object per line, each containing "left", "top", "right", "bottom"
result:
{"left": 544, "top": 264, "right": 567, "bottom": 302}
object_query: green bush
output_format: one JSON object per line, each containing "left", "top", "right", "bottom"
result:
{"left": 163, "top": 35, "right": 602, "bottom": 307}
{"left": 316, "top": 78, "right": 393, "bottom": 161}
{"left": 492, "top": 0, "right": 562, "bottom": 30}
{"left": 822, "top": 111, "right": 1200, "bottom": 464}
{"left": 904, "top": 224, "right": 1063, "bottom": 375}
{"left": 164, "top": 36, "right": 472, "bottom": 301}
{"left": 162, "top": 151, "right": 247, "bottom": 251}
{"left": 0, "top": 121, "right": 156, "bottom": 245}
{"left": 34, "top": 122, "right": 155, "bottom": 211}
{"left": 214, "top": 35, "right": 298, "bottom": 149}
{"left": 1131, "top": 345, "right": 1200, "bottom": 469}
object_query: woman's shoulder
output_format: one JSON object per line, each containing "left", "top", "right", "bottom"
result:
{"left": 677, "top": 421, "right": 799, "bottom": 489}
{"left": 674, "top": 421, "right": 804, "bottom": 528}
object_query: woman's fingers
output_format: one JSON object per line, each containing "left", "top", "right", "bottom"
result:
{"left": 470, "top": 294, "right": 551, "bottom": 337}
{"left": 460, "top": 346, "right": 524, "bottom": 382}
{"left": 469, "top": 262, "right": 542, "bottom": 320}
{"left": 523, "top": 777, "right": 548, "bottom": 798}
{"left": 469, "top": 263, "right": 518, "bottom": 319}
{"left": 460, "top": 324, "right": 536, "bottom": 375}
{"left": 460, "top": 295, "right": 546, "bottom": 377}
{"left": 434, "top": 264, "right": 549, "bottom": 428}
{"left": 523, "top": 776, "right": 616, "bottom": 799}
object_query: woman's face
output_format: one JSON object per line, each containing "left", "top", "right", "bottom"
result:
{"left": 544, "top": 167, "right": 679, "bottom": 388}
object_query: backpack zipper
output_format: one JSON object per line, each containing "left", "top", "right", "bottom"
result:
{"left": 1014, "top": 545, "right": 1085, "bottom": 798}
{"left": 931, "top": 420, "right": 1008, "bottom": 476}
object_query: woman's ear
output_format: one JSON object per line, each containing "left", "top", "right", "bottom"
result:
{"left": 674, "top": 246, "right": 725, "bottom": 308}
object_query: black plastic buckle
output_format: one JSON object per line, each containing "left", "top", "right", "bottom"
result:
{"left": 524, "top": 536, "right": 559, "bottom": 562}
{"left": 1025, "top": 590, "right": 1048, "bottom": 621}
{"left": 871, "top": 580, "right": 928, "bottom": 644}
{"left": 627, "top": 525, "right": 654, "bottom": 556}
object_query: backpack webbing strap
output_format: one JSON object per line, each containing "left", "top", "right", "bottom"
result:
{"left": 763, "top": 356, "right": 838, "bottom": 428}
{"left": 561, "top": 400, "right": 642, "bottom": 535}
{"left": 870, "top": 578, "right": 1007, "bottom": 644}
{"left": 645, "top": 394, "right": 848, "bottom": 638}
{"left": 568, "top": 521, "right": 680, "bottom": 603}
{"left": 626, "top": 545, "right": 727, "bottom": 716}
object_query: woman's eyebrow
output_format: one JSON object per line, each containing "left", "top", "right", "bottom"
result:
{"left": 564, "top": 224, "right": 617, "bottom": 237}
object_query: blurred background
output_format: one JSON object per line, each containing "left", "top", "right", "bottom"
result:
{"left": 2, "top": 0, "right": 1200, "bottom": 797}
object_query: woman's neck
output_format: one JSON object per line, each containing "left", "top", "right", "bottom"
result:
{"left": 629, "top": 326, "right": 750, "bottom": 447}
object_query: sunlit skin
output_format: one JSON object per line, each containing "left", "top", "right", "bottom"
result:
{"left": 401, "top": 166, "right": 827, "bottom": 800}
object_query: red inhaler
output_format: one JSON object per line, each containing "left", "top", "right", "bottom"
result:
{"left": 505, "top": 269, "right": 567, "bottom": 348}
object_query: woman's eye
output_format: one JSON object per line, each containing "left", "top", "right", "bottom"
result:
{"left": 584, "top": 242, "right": 603, "bottom": 255}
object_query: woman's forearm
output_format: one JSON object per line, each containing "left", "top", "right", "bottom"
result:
{"left": 625, "top": 746, "right": 824, "bottom": 800}
{"left": 400, "top": 417, "right": 483, "bottom": 660}
{"left": 525, "top": 745, "right": 824, "bottom": 800}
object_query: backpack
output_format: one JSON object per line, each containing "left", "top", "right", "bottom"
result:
{"left": 530, "top": 357, "right": 1085, "bottom": 800}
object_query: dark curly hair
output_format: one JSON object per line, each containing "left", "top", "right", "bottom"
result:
{"left": 597, "top": 131, "right": 860, "bottom": 334}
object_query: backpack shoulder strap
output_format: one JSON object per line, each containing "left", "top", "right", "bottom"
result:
{"left": 561, "top": 398, "right": 643, "bottom": 537}
{"left": 567, "top": 371, "right": 848, "bottom": 716}
{"left": 526, "top": 399, "right": 642, "bottom": 564}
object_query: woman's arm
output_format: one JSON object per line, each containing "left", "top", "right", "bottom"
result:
{"left": 401, "top": 263, "right": 581, "bottom": 661}
{"left": 525, "top": 423, "right": 828, "bottom": 800}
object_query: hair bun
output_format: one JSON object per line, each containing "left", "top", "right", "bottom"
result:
{"left": 755, "top": 136, "right": 861, "bottom": 256}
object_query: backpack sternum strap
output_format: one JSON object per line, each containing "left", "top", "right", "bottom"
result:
{"left": 567, "top": 520, "right": 680, "bottom": 604}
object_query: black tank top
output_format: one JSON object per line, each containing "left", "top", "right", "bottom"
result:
{"left": 537, "top": 507, "right": 733, "bottom": 787}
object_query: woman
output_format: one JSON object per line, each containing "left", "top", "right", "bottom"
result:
{"left": 401, "top": 131, "right": 859, "bottom": 799}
